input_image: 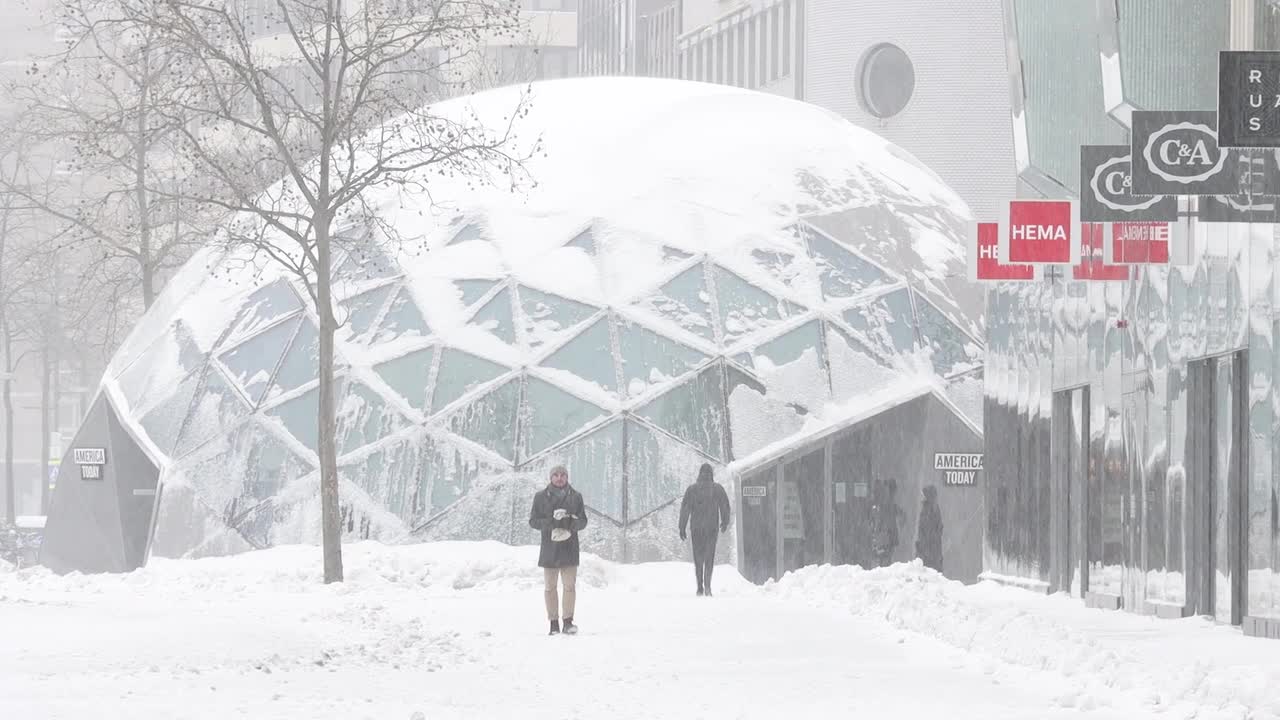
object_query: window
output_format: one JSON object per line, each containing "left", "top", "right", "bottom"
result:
{"left": 857, "top": 43, "right": 915, "bottom": 119}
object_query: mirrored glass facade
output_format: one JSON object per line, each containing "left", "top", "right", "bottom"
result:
{"left": 997, "top": 2, "right": 1280, "bottom": 636}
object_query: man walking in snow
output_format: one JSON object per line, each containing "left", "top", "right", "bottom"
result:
{"left": 529, "top": 465, "right": 588, "bottom": 635}
{"left": 679, "top": 463, "right": 731, "bottom": 596}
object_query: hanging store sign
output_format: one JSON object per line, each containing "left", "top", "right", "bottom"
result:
{"left": 74, "top": 447, "right": 106, "bottom": 481}
{"left": 1103, "top": 222, "right": 1171, "bottom": 264}
{"left": 1218, "top": 50, "right": 1280, "bottom": 148}
{"left": 1198, "top": 192, "right": 1280, "bottom": 223}
{"left": 969, "top": 222, "right": 1036, "bottom": 282}
{"left": 1080, "top": 145, "right": 1177, "bottom": 222}
{"left": 1004, "top": 200, "right": 1074, "bottom": 264}
{"left": 1129, "top": 111, "right": 1260, "bottom": 196}
{"left": 742, "top": 485, "right": 766, "bottom": 507}
{"left": 934, "top": 453, "right": 981, "bottom": 486}
{"left": 1073, "top": 224, "right": 1130, "bottom": 281}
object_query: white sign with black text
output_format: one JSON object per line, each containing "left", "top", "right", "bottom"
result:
{"left": 74, "top": 447, "right": 106, "bottom": 481}
{"left": 934, "top": 452, "right": 982, "bottom": 487}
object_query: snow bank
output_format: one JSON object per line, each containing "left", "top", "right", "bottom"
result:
{"left": 765, "top": 562, "right": 1280, "bottom": 720}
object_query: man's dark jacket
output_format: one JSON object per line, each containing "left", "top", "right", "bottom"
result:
{"left": 529, "top": 483, "right": 588, "bottom": 568}
{"left": 679, "top": 476, "right": 731, "bottom": 537}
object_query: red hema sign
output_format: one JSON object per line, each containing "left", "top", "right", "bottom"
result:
{"left": 969, "top": 223, "right": 1035, "bottom": 281}
{"left": 1106, "top": 222, "right": 1170, "bottom": 264}
{"left": 1006, "top": 200, "right": 1073, "bottom": 264}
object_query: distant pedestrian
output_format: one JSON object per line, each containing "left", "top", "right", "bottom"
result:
{"left": 870, "top": 477, "right": 901, "bottom": 568}
{"left": 679, "top": 463, "right": 731, "bottom": 596}
{"left": 914, "top": 485, "right": 943, "bottom": 573}
{"left": 529, "top": 465, "right": 588, "bottom": 635}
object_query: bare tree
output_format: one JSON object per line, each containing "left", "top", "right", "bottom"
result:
{"left": 76, "top": 0, "right": 536, "bottom": 582}
{"left": 0, "top": 140, "right": 45, "bottom": 524}
{"left": 0, "top": 3, "right": 208, "bottom": 310}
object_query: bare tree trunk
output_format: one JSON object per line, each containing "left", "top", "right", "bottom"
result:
{"left": 136, "top": 48, "right": 156, "bottom": 310}
{"left": 316, "top": 215, "right": 342, "bottom": 583}
{"left": 39, "top": 347, "right": 51, "bottom": 515}
{"left": 2, "top": 315, "right": 14, "bottom": 525}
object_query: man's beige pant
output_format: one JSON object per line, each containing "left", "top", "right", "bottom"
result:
{"left": 543, "top": 566, "right": 577, "bottom": 620}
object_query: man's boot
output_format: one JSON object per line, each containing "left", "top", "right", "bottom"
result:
{"left": 549, "top": 619, "right": 560, "bottom": 635}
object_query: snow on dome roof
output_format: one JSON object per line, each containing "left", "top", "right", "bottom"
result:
{"left": 100, "top": 77, "right": 984, "bottom": 562}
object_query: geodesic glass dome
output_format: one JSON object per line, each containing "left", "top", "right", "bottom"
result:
{"left": 45, "top": 77, "right": 984, "bottom": 571}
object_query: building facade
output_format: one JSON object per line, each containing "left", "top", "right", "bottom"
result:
{"left": 987, "top": 0, "right": 1280, "bottom": 640}
{"left": 576, "top": 0, "right": 1014, "bottom": 222}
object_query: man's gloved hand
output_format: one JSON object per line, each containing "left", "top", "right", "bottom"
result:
{"left": 552, "top": 508, "right": 568, "bottom": 521}
{"left": 679, "top": 529, "right": 686, "bottom": 541}
{"left": 720, "top": 524, "right": 728, "bottom": 533}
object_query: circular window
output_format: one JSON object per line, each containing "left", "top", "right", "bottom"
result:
{"left": 857, "top": 43, "right": 915, "bottom": 119}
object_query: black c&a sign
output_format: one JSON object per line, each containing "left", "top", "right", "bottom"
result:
{"left": 1080, "top": 145, "right": 1176, "bottom": 222}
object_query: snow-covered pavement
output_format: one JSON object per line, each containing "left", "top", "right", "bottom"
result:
{"left": 2, "top": 542, "right": 1278, "bottom": 720}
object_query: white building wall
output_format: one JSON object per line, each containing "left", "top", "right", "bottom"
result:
{"left": 802, "top": 0, "right": 1014, "bottom": 223}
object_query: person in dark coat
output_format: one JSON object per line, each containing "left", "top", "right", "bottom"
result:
{"left": 914, "top": 485, "right": 944, "bottom": 573}
{"left": 678, "top": 463, "right": 731, "bottom": 596}
{"left": 870, "top": 478, "right": 901, "bottom": 568}
{"left": 529, "top": 465, "right": 588, "bottom": 635}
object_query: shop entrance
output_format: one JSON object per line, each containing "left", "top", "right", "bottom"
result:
{"left": 1186, "top": 352, "right": 1248, "bottom": 624}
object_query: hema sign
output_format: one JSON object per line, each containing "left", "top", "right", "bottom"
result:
{"left": 1002, "top": 200, "right": 1074, "bottom": 264}
{"left": 1079, "top": 145, "right": 1177, "bottom": 222}
{"left": 968, "top": 222, "right": 1035, "bottom": 282}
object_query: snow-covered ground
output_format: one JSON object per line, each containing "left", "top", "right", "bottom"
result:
{"left": 2, "top": 542, "right": 1278, "bottom": 720}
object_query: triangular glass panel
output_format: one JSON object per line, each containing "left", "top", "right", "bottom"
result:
{"left": 334, "top": 245, "right": 397, "bottom": 282}
{"left": 336, "top": 382, "right": 410, "bottom": 457}
{"left": 751, "top": 248, "right": 800, "bottom": 281}
{"left": 537, "top": 419, "right": 623, "bottom": 521}
{"left": 119, "top": 320, "right": 207, "bottom": 414}
{"left": 616, "top": 318, "right": 708, "bottom": 398}
{"left": 803, "top": 225, "right": 894, "bottom": 300}
{"left": 373, "top": 287, "right": 431, "bottom": 344}
{"left": 339, "top": 283, "right": 396, "bottom": 342}
{"left": 524, "top": 377, "right": 608, "bottom": 456}
{"left": 539, "top": 317, "right": 618, "bottom": 396}
{"left": 432, "top": 348, "right": 509, "bottom": 412}
{"left": 626, "top": 420, "right": 711, "bottom": 520}
{"left": 566, "top": 228, "right": 597, "bottom": 254}
{"left": 447, "top": 222, "right": 485, "bottom": 245}
{"left": 266, "top": 382, "right": 338, "bottom": 453}
{"left": 218, "top": 316, "right": 301, "bottom": 406}
{"left": 518, "top": 285, "right": 599, "bottom": 349}
{"left": 637, "top": 263, "right": 715, "bottom": 342}
{"left": 181, "top": 419, "right": 313, "bottom": 542}
{"left": 469, "top": 287, "right": 517, "bottom": 344}
{"left": 913, "top": 291, "right": 981, "bottom": 377}
{"left": 749, "top": 320, "right": 824, "bottom": 369}
{"left": 713, "top": 265, "right": 801, "bottom": 346}
{"left": 841, "top": 288, "right": 918, "bottom": 361}
{"left": 374, "top": 347, "right": 435, "bottom": 412}
{"left": 454, "top": 279, "right": 499, "bottom": 307}
{"left": 225, "top": 278, "right": 302, "bottom": 343}
{"left": 137, "top": 370, "right": 202, "bottom": 456}
{"left": 662, "top": 246, "right": 692, "bottom": 262}
{"left": 447, "top": 378, "right": 521, "bottom": 461}
{"left": 262, "top": 318, "right": 322, "bottom": 403}
{"left": 173, "top": 369, "right": 252, "bottom": 458}
{"left": 340, "top": 434, "right": 425, "bottom": 524}
{"left": 634, "top": 366, "right": 727, "bottom": 461}
{"left": 732, "top": 352, "right": 753, "bottom": 369}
